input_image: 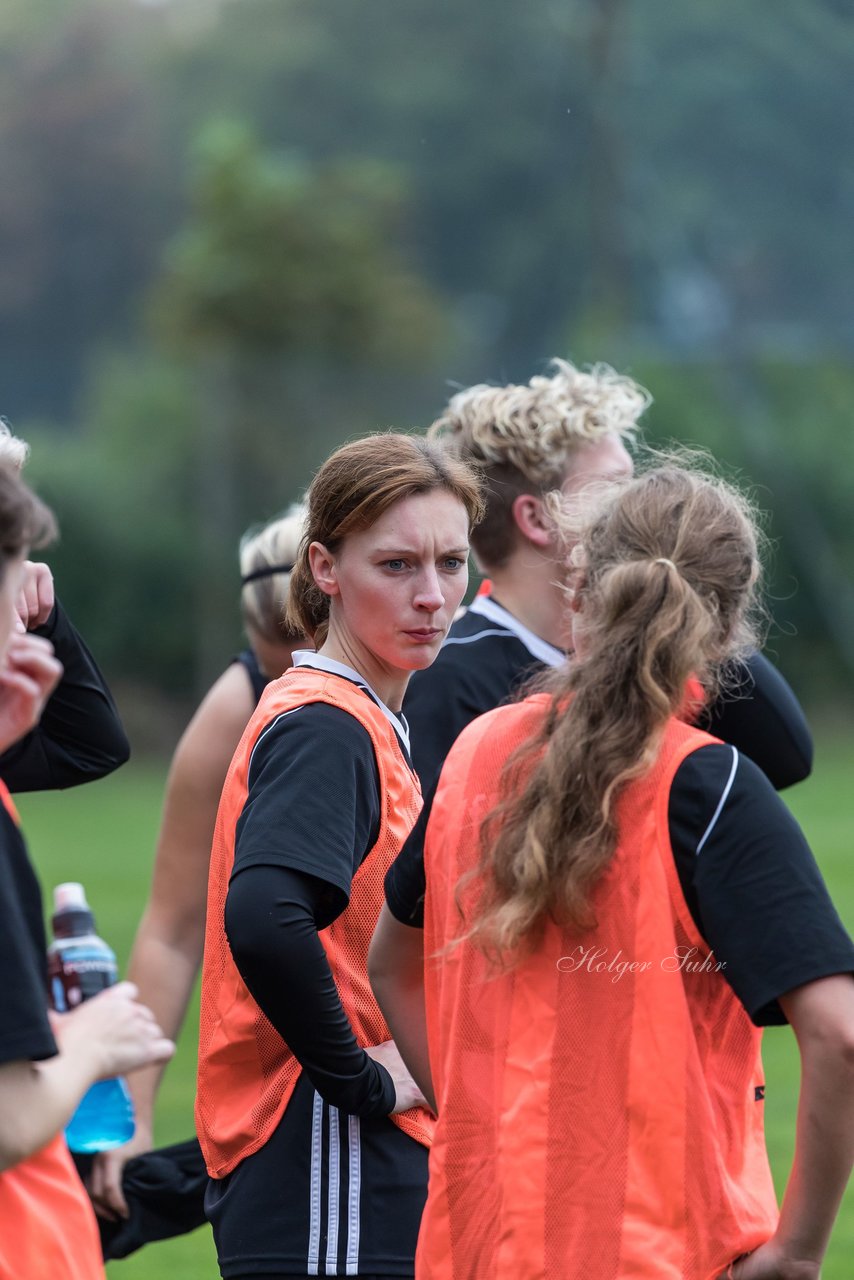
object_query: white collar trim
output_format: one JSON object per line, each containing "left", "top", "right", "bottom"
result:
{"left": 467, "top": 595, "right": 565, "bottom": 668}
{"left": 292, "top": 650, "right": 411, "bottom": 753}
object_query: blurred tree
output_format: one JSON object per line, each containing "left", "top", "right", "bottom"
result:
{"left": 632, "top": 353, "right": 854, "bottom": 700}
{"left": 4, "top": 0, "right": 854, "bottom": 704}
{"left": 26, "top": 117, "right": 444, "bottom": 703}
{"left": 148, "top": 119, "right": 441, "bottom": 687}
{"left": 151, "top": 119, "right": 438, "bottom": 361}
{"left": 621, "top": 0, "right": 854, "bottom": 345}
{"left": 0, "top": 0, "right": 169, "bottom": 419}
{"left": 23, "top": 355, "right": 199, "bottom": 696}
{"left": 133, "top": 0, "right": 593, "bottom": 377}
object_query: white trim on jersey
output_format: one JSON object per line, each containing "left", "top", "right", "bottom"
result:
{"left": 696, "top": 746, "right": 740, "bottom": 855}
{"left": 307, "top": 1092, "right": 362, "bottom": 1276}
{"left": 246, "top": 706, "right": 304, "bottom": 779}
{"left": 463, "top": 595, "right": 565, "bottom": 668}
{"left": 292, "top": 650, "right": 411, "bottom": 755}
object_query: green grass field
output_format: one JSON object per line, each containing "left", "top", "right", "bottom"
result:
{"left": 16, "top": 729, "right": 854, "bottom": 1280}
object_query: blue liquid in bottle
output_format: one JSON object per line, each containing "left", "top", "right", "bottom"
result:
{"left": 64, "top": 1078, "right": 135, "bottom": 1153}
{"left": 47, "top": 882, "right": 137, "bottom": 1153}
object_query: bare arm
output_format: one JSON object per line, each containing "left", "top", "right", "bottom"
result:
{"left": 0, "top": 984, "right": 173, "bottom": 1172}
{"left": 88, "top": 664, "right": 255, "bottom": 1215}
{"left": 368, "top": 903, "right": 435, "bottom": 1113}
{"left": 726, "top": 974, "right": 854, "bottom": 1280}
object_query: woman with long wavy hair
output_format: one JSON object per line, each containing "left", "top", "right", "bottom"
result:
{"left": 370, "top": 460, "right": 854, "bottom": 1280}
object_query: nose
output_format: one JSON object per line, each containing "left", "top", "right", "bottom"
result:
{"left": 413, "top": 567, "right": 444, "bottom": 613}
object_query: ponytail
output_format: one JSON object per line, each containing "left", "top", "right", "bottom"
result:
{"left": 463, "top": 462, "right": 761, "bottom": 961}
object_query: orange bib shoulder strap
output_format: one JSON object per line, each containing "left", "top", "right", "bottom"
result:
{"left": 0, "top": 777, "right": 21, "bottom": 826}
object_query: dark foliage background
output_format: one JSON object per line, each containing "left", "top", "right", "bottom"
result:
{"left": 1, "top": 0, "right": 852, "bottom": 729}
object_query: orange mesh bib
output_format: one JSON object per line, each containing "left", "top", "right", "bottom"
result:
{"left": 0, "top": 1134, "right": 105, "bottom": 1279}
{"left": 0, "top": 782, "right": 105, "bottom": 1280}
{"left": 420, "top": 697, "right": 778, "bottom": 1280}
{"left": 197, "top": 668, "right": 434, "bottom": 1179}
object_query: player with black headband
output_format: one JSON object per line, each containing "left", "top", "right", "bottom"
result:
{"left": 88, "top": 507, "right": 305, "bottom": 1253}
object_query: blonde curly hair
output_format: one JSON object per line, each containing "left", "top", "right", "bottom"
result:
{"left": 0, "top": 421, "right": 30, "bottom": 471}
{"left": 428, "top": 359, "right": 651, "bottom": 568}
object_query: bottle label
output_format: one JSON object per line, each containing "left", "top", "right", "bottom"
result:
{"left": 47, "top": 944, "right": 117, "bottom": 1011}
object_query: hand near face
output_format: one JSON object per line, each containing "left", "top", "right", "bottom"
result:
{"left": 14, "top": 560, "right": 56, "bottom": 632}
{"left": 0, "top": 633, "right": 63, "bottom": 753}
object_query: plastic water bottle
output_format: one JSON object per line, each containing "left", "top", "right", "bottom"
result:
{"left": 47, "top": 881, "right": 135, "bottom": 1153}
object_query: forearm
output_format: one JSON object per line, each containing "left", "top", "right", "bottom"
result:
{"left": 771, "top": 976, "right": 854, "bottom": 1266}
{"left": 122, "top": 732, "right": 228, "bottom": 1123}
{"left": 369, "top": 905, "right": 435, "bottom": 1111}
{"left": 226, "top": 864, "right": 394, "bottom": 1117}
{"left": 773, "top": 1037, "right": 854, "bottom": 1262}
{"left": 0, "top": 1053, "right": 97, "bottom": 1171}
{"left": 124, "top": 923, "right": 204, "bottom": 1130}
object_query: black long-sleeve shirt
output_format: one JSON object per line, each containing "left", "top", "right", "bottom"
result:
{"left": 223, "top": 697, "right": 395, "bottom": 1118}
{"left": 0, "top": 600, "right": 130, "bottom": 792}
{"left": 403, "top": 597, "right": 812, "bottom": 795}
{"left": 386, "top": 742, "right": 853, "bottom": 1027}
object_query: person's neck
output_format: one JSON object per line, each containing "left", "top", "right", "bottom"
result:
{"left": 486, "top": 555, "right": 568, "bottom": 650}
{"left": 318, "top": 632, "right": 408, "bottom": 713}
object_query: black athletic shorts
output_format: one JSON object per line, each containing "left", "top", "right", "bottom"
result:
{"left": 205, "top": 1072, "right": 428, "bottom": 1278}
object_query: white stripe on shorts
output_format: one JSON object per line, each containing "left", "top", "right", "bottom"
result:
{"left": 345, "top": 1114, "right": 361, "bottom": 1275}
{"left": 307, "top": 1090, "right": 324, "bottom": 1275}
{"left": 325, "top": 1106, "right": 341, "bottom": 1272}
{"left": 306, "top": 1092, "right": 362, "bottom": 1275}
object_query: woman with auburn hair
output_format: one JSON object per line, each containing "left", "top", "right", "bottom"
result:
{"left": 196, "top": 433, "right": 483, "bottom": 1279}
{"left": 371, "top": 461, "right": 854, "bottom": 1280}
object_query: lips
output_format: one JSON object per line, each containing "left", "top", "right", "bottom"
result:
{"left": 403, "top": 628, "right": 443, "bottom": 641}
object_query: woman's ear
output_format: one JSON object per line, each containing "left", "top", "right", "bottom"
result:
{"left": 308, "top": 541, "right": 339, "bottom": 598}
{"left": 510, "top": 493, "right": 553, "bottom": 550}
